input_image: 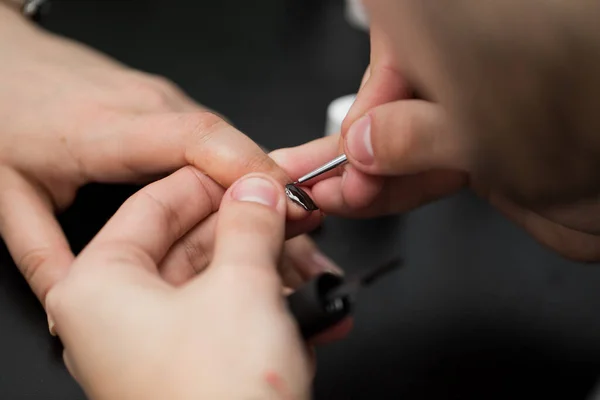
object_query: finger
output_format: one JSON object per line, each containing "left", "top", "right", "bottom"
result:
{"left": 87, "top": 167, "right": 223, "bottom": 269}
{"left": 77, "top": 111, "right": 310, "bottom": 221}
{"left": 271, "top": 118, "right": 467, "bottom": 217}
{"left": 343, "top": 100, "right": 469, "bottom": 176}
{"left": 158, "top": 213, "right": 323, "bottom": 286}
{"left": 269, "top": 135, "right": 344, "bottom": 185}
{"left": 309, "top": 170, "right": 467, "bottom": 218}
{"left": 342, "top": 25, "right": 411, "bottom": 135}
{"left": 208, "top": 174, "right": 287, "bottom": 294}
{"left": 0, "top": 167, "right": 74, "bottom": 305}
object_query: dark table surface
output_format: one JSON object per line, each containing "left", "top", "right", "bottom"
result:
{"left": 2, "top": 1, "right": 600, "bottom": 399}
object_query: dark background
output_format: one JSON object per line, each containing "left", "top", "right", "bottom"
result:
{"left": 2, "top": 0, "right": 600, "bottom": 399}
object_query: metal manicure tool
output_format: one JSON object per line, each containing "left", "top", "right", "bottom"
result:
{"left": 293, "top": 154, "right": 348, "bottom": 185}
{"left": 285, "top": 154, "right": 348, "bottom": 211}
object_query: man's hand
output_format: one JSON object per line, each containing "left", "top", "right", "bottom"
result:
{"left": 46, "top": 171, "right": 315, "bottom": 400}
{"left": 272, "top": 0, "right": 600, "bottom": 262}
{"left": 0, "top": 5, "right": 335, "bottom": 307}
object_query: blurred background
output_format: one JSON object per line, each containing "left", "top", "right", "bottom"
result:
{"left": 2, "top": 0, "right": 600, "bottom": 399}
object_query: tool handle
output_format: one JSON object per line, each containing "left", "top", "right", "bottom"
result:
{"left": 286, "top": 273, "right": 352, "bottom": 340}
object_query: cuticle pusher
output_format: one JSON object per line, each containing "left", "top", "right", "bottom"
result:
{"left": 293, "top": 154, "right": 348, "bottom": 185}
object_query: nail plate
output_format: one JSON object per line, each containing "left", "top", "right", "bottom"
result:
{"left": 346, "top": 115, "right": 374, "bottom": 165}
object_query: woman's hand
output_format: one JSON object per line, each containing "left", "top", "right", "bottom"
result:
{"left": 272, "top": 1, "right": 600, "bottom": 262}
{"left": 0, "top": 5, "right": 330, "bottom": 307}
{"left": 46, "top": 170, "right": 312, "bottom": 400}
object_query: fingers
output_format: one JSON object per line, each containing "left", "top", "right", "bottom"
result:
{"left": 0, "top": 167, "right": 73, "bottom": 305}
{"left": 270, "top": 135, "right": 343, "bottom": 184}
{"left": 271, "top": 103, "right": 468, "bottom": 217}
{"left": 309, "top": 170, "right": 466, "bottom": 218}
{"left": 343, "top": 100, "right": 469, "bottom": 176}
{"left": 206, "top": 174, "right": 287, "bottom": 295}
{"left": 79, "top": 111, "right": 310, "bottom": 221}
{"left": 158, "top": 214, "right": 323, "bottom": 286}
{"left": 87, "top": 167, "right": 223, "bottom": 270}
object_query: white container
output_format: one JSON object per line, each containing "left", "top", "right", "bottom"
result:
{"left": 345, "top": 0, "right": 369, "bottom": 31}
{"left": 325, "top": 94, "right": 357, "bottom": 137}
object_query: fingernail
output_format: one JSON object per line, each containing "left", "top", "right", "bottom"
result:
{"left": 48, "top": 315, "right": 56, "bottom": 336}
{"left": 346, "top": 115, "right": 374, "bottom": 165}
{"left": 312, "top": 252, "right": 344, "bottom": 276}
{"left": 232, "top": 176, "right": 279, "bottom": 208}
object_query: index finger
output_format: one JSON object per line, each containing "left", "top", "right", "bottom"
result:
{"left": 77, "top": 111, "right": 312, "bottom": 221}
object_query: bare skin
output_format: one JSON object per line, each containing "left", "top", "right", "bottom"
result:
{"left": 0, "top": 4, "right": 337, "bottom": 309}
{"left": 274, "top": 1, "right": 600, "bottom": 261}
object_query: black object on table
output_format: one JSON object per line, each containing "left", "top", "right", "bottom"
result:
{"left": 2, "top": 1, "right": 600, "bottom": 399}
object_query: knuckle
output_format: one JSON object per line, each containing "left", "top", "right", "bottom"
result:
{"left": 181, "top": 111, "right": 229, "bottom": 161}
{"left": 180, "top": 234, "right": 210, "bottom": 275}
{"left": 181, "top": 166, "right": 222, "bottom": 212}
{"left": 122, "top": 74, "right": 173, "bottom": 110}
{"left": 242, "top": 152, "right": 279, "bottom": 177}
{"left": 144, "top": 73, "right": 181, "bottom": 94}
{"left": 185, "top": 111, "right": 227, "bottom": 140}
{"left": 134, "top": 189, "right": 185, "bottom": 240}
{"left": 18, "top": 247, "right": 50, "bottom": 283}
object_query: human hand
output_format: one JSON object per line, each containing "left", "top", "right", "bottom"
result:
{"left": 270, "top": 23, "right": 467, "bottom": 218}
{"left": 272, "top": 1, "right": 600, "bottom": 261}
{"left": 0, "top": 5, "right": 329, "bottom": 307}
{"left": 46, "top": 170, "right": 313, "bottom": 400}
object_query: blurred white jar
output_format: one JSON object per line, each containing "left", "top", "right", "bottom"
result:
{"left": 345, "top": 0, "right": 369, "bottom": 31}
{"left": 325, "top": 94, "right": 357, "bottom": 137}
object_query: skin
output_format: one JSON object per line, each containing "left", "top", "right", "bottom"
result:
{"left": 46, "top": 171, "right": 313, "bottom": 399}
{"left": 273, "top": 0, "right": 600, "bottom": 262}
{"left": 11, "top": 0, "right": 600, "bottom": 396}
{"left": 0, "top": 4, "right": 342, "bottom": 311}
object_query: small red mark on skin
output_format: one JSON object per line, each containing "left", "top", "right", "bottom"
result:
{"left": 265, "top": 371, "right": 293, "bottom": 400}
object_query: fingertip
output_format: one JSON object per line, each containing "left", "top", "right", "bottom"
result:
{"left": 212, "top": 173, "right": 289, "bottom": 274}
{"left": 344, "top": 114, "right": 374, "bottom": 167}
{"left": 227, "top": 173, "right": 285, "bottom": 215}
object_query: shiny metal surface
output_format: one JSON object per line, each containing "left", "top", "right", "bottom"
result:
{"left": 294, "top": 153, "right": 348, "bottom": 184}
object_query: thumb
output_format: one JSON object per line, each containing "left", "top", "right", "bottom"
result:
{"left": 342, "top": 100, "right": 469, "bottom": 176}
{"left": 209, "top": 173, "right": 287, "bottom": 296}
